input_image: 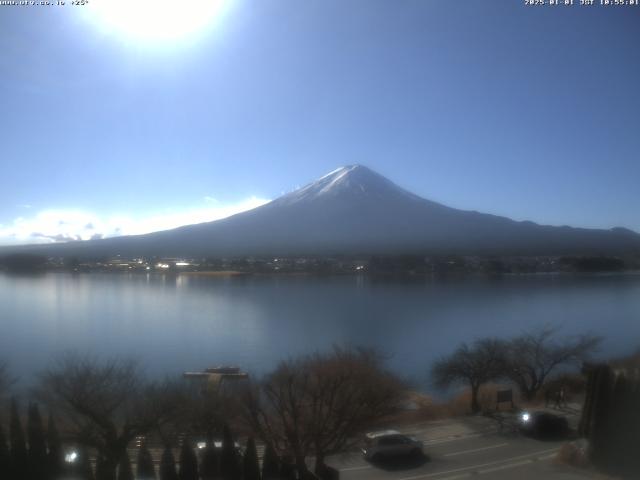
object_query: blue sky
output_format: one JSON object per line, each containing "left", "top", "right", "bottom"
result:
{"left": 1, "top": 0, "right": 638, "bottom": 244}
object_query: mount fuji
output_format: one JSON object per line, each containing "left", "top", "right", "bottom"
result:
{"left": 5, "top": 165, "right": 640, "bottom": 258}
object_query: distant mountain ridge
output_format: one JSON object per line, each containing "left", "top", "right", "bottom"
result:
{"left": 3, "top": 165, "right": 640, "bottom": 258}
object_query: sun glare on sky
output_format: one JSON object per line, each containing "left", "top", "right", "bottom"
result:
{"left": 84, "top": 0, "right": 230, "bottom": 43}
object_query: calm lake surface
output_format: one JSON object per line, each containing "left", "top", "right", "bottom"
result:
{"left": 1, "top": 272, "right": 639, "bottom": 390}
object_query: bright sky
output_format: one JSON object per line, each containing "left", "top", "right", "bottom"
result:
{"left": 0, "top": 0, "right": 639, "bottom": 245}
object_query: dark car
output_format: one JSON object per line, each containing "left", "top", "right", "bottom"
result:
{"left": 519, "top": 411, "right": 569, "bottom": 439}
{"left": 362, "top": 430, "right": 424, "bottom": 461}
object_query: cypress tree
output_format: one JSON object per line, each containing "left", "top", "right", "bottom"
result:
{"left": 589, "top": 365, "right": 614, "bottom": 468}
{"left": 137, "top": 444, "right": 156, "bottom": 479}
{"left": 178, "top": 440, "right": 198, "bottom": 480}
{"left": 631, "top": 379, "right": 640, "bottom": 475}
{"left": 220, "top": 425, "right": 240, "bottom": 480}
{"left": 27, "top": 403, "right": 48, "bottom": 480}
{"left": 117, "top": 452, "right": 134, "bottom": 480}
{"left": 159, "top": 446, "right": 179, "bottom": 480}
{"left": 74, "top": 447, "right": 95, "bottom": 480}
{"left": 10, "top": 398, "right": 29, "bottom": 480}
{"left": 0, "top": 422, "right": 10, "bottom": 480}
{"left": 47, "top": 415, "right": 63, "bottom": 480}
{"left": 261, "top": 443, "right": 280, "bottom": 480}
{"left": 279, "top": 457, "right": 296, "bottom": 480}
{"left": 199, "top": 446, "right": 218, "bottom": 480}
{"left": 95, "top": 455, "right": 109, "bottom": 480}
{"left": 243, "top": 438, "right": 260, "bottom": 480}
{"left": 607, "top": 374, "right": 640, "bottom": 477}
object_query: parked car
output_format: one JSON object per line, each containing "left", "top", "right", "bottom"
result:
{"left": 362, "top": 430, "right": 423, "bottom": 461}
{"left": 519, "top": 411, "right": 569, "bottom": 438}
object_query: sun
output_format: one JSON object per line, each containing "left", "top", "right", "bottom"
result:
{"left": 84, "top": 0, "right": 230, "bottom": 43}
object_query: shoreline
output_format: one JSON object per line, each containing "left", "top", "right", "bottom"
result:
{"left": 178, "top": 270, "right": 247, "bottom": 277}
{"left": 2, "top": 268, "right": 640, "bottom": 279}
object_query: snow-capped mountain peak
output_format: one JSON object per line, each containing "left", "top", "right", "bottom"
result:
{"left": 273, "top": 164, "right": 420, "bottom": 206}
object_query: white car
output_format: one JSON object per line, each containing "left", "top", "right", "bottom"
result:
{"left": 362, "top": 430, "right": 424, "bottom": 461}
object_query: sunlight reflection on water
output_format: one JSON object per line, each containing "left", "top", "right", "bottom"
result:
{"left": 1, "top": 272, "right": 639, "bottom": 392}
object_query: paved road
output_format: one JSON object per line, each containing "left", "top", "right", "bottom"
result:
{"left": 327, "top": 409, "right": 599, "bottom": 480}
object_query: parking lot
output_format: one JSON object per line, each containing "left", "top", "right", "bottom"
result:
{"left": 327, "top": 405, "right": 600, "bottom": 480}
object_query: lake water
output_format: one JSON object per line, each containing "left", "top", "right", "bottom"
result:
{"left": 1, "top": 272, "right": 639, "bottom": 390}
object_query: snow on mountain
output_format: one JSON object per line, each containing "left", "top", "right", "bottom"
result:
{"left": 3, "top": 165, "right": 640, "bottom": 258}
{"left": 273, "top": 165, "right": 422, "bottom": 206}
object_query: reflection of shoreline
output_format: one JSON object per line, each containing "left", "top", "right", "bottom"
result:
{"left": 178, "top": 270, "right": 315, "bottom": 278}
{"left": 178, "top": 270, "right": 247, "bottom": 277}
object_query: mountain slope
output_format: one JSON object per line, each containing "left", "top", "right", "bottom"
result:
{"left": 4, "top": 165, "right": 640, "bottom": 258}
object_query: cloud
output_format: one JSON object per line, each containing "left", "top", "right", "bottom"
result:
{"left": 0, "top": 196, "right": 270, "bottom": 246}
{"left": 30, "top": 232, "right": 81, "bottom": 242}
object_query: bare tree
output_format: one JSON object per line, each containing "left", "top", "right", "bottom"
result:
{"left": 37, "top": 354, "right": 182, "bottom": 480}
{"left": 504, "top": 327, "right": 601, "bottom": 401}
{"left": 170, "top": 380, "right": 239, "bottom": 442}
{"left": 431, "top": 338, "right": 507, "bottom": 413}
{"left": 243, "top": 346, "right": 405, "bottom": 476}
